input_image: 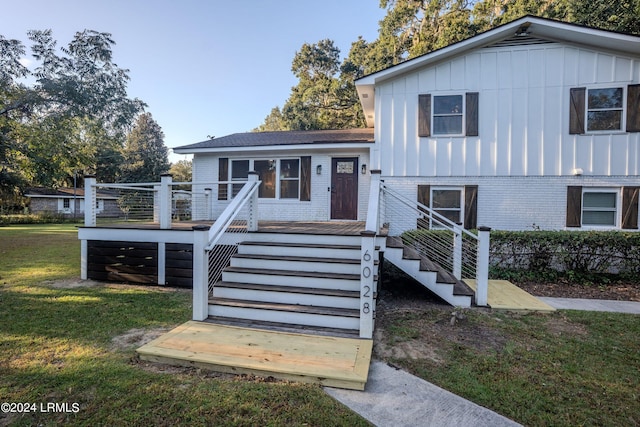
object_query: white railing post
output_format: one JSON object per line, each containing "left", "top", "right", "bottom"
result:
{"left": 247, "top": 172, "right": 259, "bottom": 232}
{"left": 159, "top": 174, "right": 172, "bottom": 229}
{"left": 84, "top": 175, "right": 97, "bottom": 227}
{"left": 204, "top": 188, "right": 212, "bottom": 220}
{"left": 359, "top": 231, "right": 376, "bottom": 339}
{"left": 365, "top": 170, "right": 381, "bottom": 233}
{"left": 453, "top": 224, "right": 463, "bottom": 280}
{"left": 476, "top": 226, "right": 491, "bottom": 306}
{"left": 192, "top": 224, "right": 210, "bottom": 321}
{"left": 153, "top": 184, "right": 160, "bottom": 223}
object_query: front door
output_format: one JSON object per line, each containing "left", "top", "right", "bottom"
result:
{"left": 331, "top": 157, "right": 358, "bottom": 220}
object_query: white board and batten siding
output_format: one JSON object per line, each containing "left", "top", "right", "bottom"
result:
{"left": 373, "top": 42, "right": 640, "bottom": 178}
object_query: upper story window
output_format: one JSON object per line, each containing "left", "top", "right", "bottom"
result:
{"left": 418, "top": 92, "right": 478, "bottom": 138}
{"left": 570, "top": 85, "right": 640, "bottom": 134}
{"left": 433, "top": 95, "right": 463, "bottom": 135}
{"left": 586, "top": 87, "right": 623, "bottom": 132}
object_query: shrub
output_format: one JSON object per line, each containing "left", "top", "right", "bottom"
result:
{"left": 490, "top": 230, "right": 640, "bottom": 284}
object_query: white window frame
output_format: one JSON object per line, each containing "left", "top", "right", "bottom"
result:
{"left": 229, "top": 158, "right": 301, "bottom": 200}
{"left": 429, "top": 186, "right": 464, "bottom": 228}
{"left": 432, "top": 94, "right": 466, "bottom": 136}
{"left": 585, "top": 86, "right": 626, "bottom": 133}
{"left": 581, "top": 188, "right": 620, "bottom": 229}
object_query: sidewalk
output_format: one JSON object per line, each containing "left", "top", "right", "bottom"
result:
{"left": 325, "top": 361, "right": 521, "bottom": 427}
{"left": 539, "top": 297, "right": 640, "bottom": 314}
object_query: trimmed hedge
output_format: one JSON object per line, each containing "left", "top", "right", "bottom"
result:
{"left": 490, "top": 230, "right": 640, "bottom": 283}
{"left": 400, "top": 228, "right": 640, "bottom": 284}
{"left": 0, "top": 213, "right": 82, "bottom": 226}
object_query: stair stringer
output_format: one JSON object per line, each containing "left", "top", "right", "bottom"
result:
{"left": 383, "top": 245, "right": 473, "bottom": 307}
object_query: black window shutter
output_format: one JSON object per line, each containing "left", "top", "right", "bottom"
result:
{"left": 569, "top": 88, "right": 586, "bottom": 134}
{"left": 218, "top": 158, "right": 228, "bottom": 200}
{"left": 417, "top": 185, "right": 431, "bottom": 229}
{"left": 418, "top": 94, "right": 431, "bottom": 137}
{"left": 626, "top": 84, "right": 640, "bottom": 133}
{"left": 300, "top": 156, "right": 311, "bottom": 201}
{"left": 566, "top": 186, "right": 582, "bottom": 227}
{"left": 465, "top": 92, "right": 479, "bottom": 137}
{"left": 622, "top": 187, "right": 639, "bottom": 230}
{"left": 464, "top": 185, "right": 478, "bottom": 229}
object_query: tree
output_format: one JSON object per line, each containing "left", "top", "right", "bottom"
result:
{"left": 257, "top": 39, "right": 365, "bottom": 131}
{"left": 0, "top": 29, "right": 144, "bottom": 200}
{"left": 121, "top": 113, "right": 169, "bottom": 182}
{"left": 169, "top": 159, "right": 192, "bottom": 183}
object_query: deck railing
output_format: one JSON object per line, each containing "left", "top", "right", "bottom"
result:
{"left": 192, "top": 173, "right": 261, "bottom": 321}
{"left": 379, "top": 183, "right": 490, "bottom": 306}
{"left": 83, "top": 175, "right": 242, "bottom": 228}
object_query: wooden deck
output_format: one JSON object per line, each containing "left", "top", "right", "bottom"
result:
{"left": 464, "top": 279, "right": 556, "bottom": 312}
{"left": 92, "top": 220, "right": 370, "bottom": 235}
{"left": 137, "top": 321, "right": 373, "bottom": 390}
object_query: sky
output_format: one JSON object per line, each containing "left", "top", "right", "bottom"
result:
{"left": 3, "top": 0, "right": 386, "bottom": 162}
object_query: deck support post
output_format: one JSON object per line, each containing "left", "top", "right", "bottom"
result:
{"left": 159, "top": 174, "right": 172, "bottom": 229}
{"left": 247, "top": 172, "right": 259, "bottom": 232}
{"left": 476, "top": 226, "right": 491, "bottom": 306}
{"left": 80, "top": 239, "right": 88, "bottom": 280}
{"left": 359, "top": 231, "right": 376, "bottom": 339}
{"left": 192, "top": 225, "right": 211, "bottom": 321}
{"left": 453, "top": 224, "right": 463, "bottom": 280}
{"left": 157, "top": 242, "right": 166, "bottom": 285}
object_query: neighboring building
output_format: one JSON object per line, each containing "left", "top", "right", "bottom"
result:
{"left": 176, "top": 15, "right": 640, "bottom": 231}
{"left": 26, "top": 187, "right": 121, "bottom": 217}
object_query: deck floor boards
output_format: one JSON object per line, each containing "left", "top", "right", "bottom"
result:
{"left": 137, "top": 321, "right": 372, "bottom": 390}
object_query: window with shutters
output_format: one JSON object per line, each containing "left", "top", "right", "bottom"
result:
{"left": 582, "top": 189, "right": 618, "bottom": 227}
{"left": 433, "top": 95, "right": 464, "bottom": 135}
{"left": 229, "top": 158, "right": 301, "bottom": 200}
{"left": 586, "top": 87, "right": 624, "bottom": 132}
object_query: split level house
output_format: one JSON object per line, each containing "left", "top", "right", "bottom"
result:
{"left": 176, "top": 16, "right": 640, "bottom": 232}
{"left": 80, "top": 16, "right": 640, "bottom": 346}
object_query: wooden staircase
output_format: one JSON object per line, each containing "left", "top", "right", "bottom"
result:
{"left": 208, "top": 232, "right": 380, "bottom": 336}
{"left": 383, "top": 236, "right": 475, "bottom": 307}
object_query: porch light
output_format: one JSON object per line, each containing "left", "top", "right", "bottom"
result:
{"left": 316, "top": 164, "right": 322, "bottom": 175}
{"left": 361, "top": 164, "right": 367, "bottom": 174}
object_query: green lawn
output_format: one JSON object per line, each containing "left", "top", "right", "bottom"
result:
{"left": 377, "top": 306, "right": 640, "bottom": 426}
{"left": 0, "top": 224, "right": 368, "bottom": 426}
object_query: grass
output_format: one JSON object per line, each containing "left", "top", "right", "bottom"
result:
{"left": 378, "top": 306, "right": 640, "bottom": 426}
{"left": 0, "top": 224, "right": 369, "bottom": 426}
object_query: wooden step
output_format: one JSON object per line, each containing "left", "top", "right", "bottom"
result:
{"left": 222, "top": 266, "right": 363, "bottom": 291}
{"left": 211, "top": 281, "right": 361, "bottom": 309}
{"left": 230, "top": 253, "right": 363, "bottom": 275}
{"left": 205, "top": 316, "right": 361, "bottom": 338}
{"left": 208, "top": 297, "right": 361, "bottom": 330}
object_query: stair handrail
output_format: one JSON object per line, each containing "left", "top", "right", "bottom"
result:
{"left": 193, "top": 174, "right": 261, "bottom": 321}
{"left": 380, "top": 183, "right": 489, "bottom": 306}
{"left": 205, "top": 175, "right": 261, "bottom": 250}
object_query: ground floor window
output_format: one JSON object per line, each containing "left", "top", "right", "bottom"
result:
{"left": 230, "top": 158, "right": 300, "bottom": 199}
{"left": 581, "top": 189, "right": 618, "bottom": 227}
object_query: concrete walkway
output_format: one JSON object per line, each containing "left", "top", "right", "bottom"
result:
{"left": 325, "top": 361, "right": 521, "bottom": 427}
{"left": 540, "top": 297, "right": 640, "bottom": 314}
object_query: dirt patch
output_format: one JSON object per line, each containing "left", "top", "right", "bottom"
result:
{"left": 111, "top": 327, "right": 172, "bottom": 351}
{"left": 44, "top": 278, "right": 103, "bottom": 288}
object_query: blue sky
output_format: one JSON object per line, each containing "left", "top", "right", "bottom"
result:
{"left": 4, "top": 0, "right": 386, "bottom": 162}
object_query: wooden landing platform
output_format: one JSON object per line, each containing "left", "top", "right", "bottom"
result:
{"left": 464, "top": 279, "right": 556, "bottom": 312}
{"left": 137, "top": 321, "right": 373, "bottom": 390}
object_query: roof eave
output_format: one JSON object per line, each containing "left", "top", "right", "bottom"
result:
{"left": 174, "top": 141, "right": 374, "bottom": 155}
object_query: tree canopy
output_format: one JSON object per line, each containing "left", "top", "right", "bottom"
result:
{"left": 0, "top": 29, "right": 147, "bottom": 202}
{"left": 120, "top": 113, "right": 170, "bottom": 183}
{"left": 257, "top": 0, "right": 640, "bottom": 132}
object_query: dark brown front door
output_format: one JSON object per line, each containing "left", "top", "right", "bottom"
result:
{"left": 331, "top": 157, "right": 358, "bottom": 220}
